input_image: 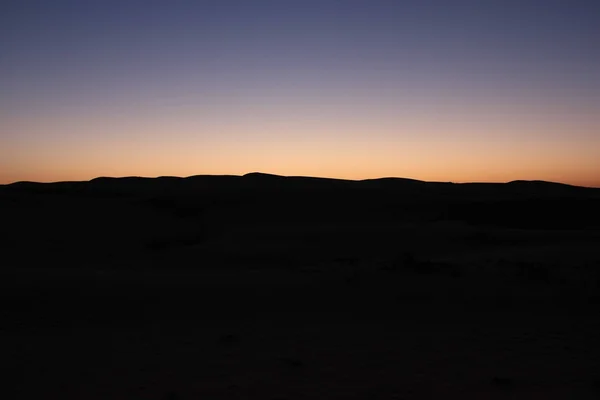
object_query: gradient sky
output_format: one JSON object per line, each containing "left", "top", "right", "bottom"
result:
{"left": 2, "top": 0, "right": 599, "bottom": 186}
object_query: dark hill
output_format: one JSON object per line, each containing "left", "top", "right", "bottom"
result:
{"left": 3, "top": 173, "right": 598, "bottom": 203}
{"left": 3, "top": 173, "right": 600, "bottom": 400}
{"left": 2, "top": 173, "right": 599, "bottom": 233}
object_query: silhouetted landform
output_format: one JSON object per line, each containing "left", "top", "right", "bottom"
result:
{"left": 2, "top": 172, "right": 599, "bottom": 228}
{"left": 1, "top": 171, "right": 599, "bottom": 298}
{"left": 1, "top": 172, "right": 599, "bottom": 269}
{"left": 2, "top": 173, "right": 600, "bottom": 399}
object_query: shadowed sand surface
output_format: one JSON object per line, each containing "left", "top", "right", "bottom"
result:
{"left": 2, "top": 173, "right": 600, "bottom": 399}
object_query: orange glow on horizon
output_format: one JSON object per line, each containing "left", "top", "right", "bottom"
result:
{"left": 2, "top": 88, "right": 599, "bottom": 188}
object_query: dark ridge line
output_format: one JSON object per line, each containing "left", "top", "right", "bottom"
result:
{"left": 1, "top": 172, "right": 598, "bottom": 189}
{"left": 507, "top": 179, "right": 580, "bottom": 187}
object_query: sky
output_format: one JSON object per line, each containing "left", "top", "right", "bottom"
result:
{"left": 1, "top": 0, "right": 599, "bottom": 186}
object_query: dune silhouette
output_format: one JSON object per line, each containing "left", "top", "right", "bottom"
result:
{"left": 2, "top": 172, "right": 600, "bottom": 399}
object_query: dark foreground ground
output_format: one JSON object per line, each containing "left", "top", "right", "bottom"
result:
{"left": 2, "top": 174, "right": 600, "bottom": 399}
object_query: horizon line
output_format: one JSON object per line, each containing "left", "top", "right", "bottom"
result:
{"left": 2, "top": 172, "right": 599, "bottom": 189}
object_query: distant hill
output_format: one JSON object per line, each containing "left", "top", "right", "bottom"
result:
{"left": 1, "top": 172, "right": 599, "bottom": 272}
{"left": 2, "top": 172, "right": 597, "bottom": 199}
